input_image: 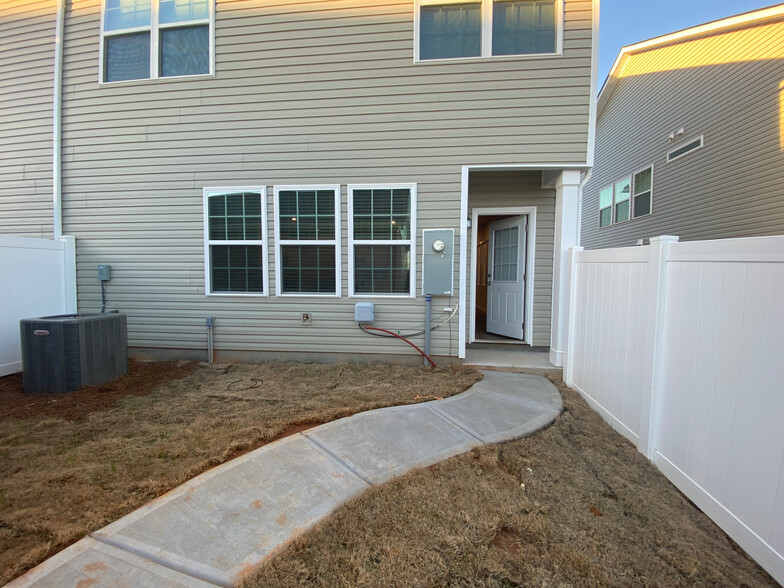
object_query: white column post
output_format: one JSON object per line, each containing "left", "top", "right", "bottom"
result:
{"left": 564, "top": 245, "right": 584, "bottom": 386}
{"left": 549, "top": 169, "right": 581, "bottom": 367}
{"left": 641, "top": 234, "right": 678, "bottom": 460}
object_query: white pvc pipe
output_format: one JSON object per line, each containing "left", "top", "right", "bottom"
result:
{"left": 53, "top": 0, "right": 65, "bottom": 240}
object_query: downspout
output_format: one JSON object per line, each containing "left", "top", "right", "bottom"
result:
{"left": 53, "top": 0, "right": 65, "bottom": 240}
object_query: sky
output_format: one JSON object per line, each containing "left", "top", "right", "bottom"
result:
{"left": 598, "top": 0, "right": 779, "bottom": 83}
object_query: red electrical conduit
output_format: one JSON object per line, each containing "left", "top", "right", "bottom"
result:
{"left": 360, "top": 326, "right": 437, "bottom": 368}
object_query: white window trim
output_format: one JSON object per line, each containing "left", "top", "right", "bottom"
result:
{"left": 414, "top": 0, "right": 564, "bottom": 64}
{"left": 347, "top": 183, "right": 417, "bottom": 298}
{"left": 273, "top": 185, "right": 342, "bottom": 298}
{"left": 203, "top": 186, "right": 269, "bottom": 297}
{"left": 631, "top": 164, "right": 654, "bottom": 219}
{"left": 99, "top": 0, "right": 216, "bottom": 85}
{"left": 667, "top": 135, "right": 704, "bottom": 162}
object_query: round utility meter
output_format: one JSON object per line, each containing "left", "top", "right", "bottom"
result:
{"left": 432, "top": 239, "right": 446, "bottom": 253}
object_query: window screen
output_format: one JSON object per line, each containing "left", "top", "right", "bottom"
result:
{"left": 419, "top": 3, "right": 482, "bottom": 60}
{"left": 492, "top": 0, "right": 556, "bottom": 56}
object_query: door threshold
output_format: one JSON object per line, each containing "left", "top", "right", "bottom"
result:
{"left": 471, "top": 338, "right": 528, "bottom": 345}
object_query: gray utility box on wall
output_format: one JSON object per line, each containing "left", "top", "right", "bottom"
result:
{"left": 422, "top": 229, "right": 455, "bottom": 295}
{"left": 20, "top": 313, "right": 128, "bottom": 394}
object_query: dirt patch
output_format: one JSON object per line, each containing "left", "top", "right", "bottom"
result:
{"left": 242, "top": 378, "right": 777, "bottom": 588}
{"left": 0, "top": 360, "right": 197, "bottom": 421}
{"left": 0, "top": 361, "right": 480, "bottom": 585}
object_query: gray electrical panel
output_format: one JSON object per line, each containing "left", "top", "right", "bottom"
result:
{"left": 422, "top": 229, "right": 454, "bottom": 295}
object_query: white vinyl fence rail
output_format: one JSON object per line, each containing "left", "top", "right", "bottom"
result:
{"left": 0, "top": 235, "right": 76, "bottom": 376}
{"left": 566, "top": 235, "right": 784, "bottom": 585}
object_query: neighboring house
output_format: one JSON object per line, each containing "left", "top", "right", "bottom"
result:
{"left": 0, "top": 0, "right": 598, "bottom": 367}
{"left": 581, "top": 4, "right": 784, "bottom": 249}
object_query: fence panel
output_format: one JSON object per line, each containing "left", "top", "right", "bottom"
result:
{"left": 0, "top": 236, "right": 76, "bottom": 376}
{"left": 567, "top": 245, "right": 653, "bottom": 446}
{"left": 567, "top": 235, "right": 784, "bottom": 585}
{"left": 655, "top": 236, "right": 784, "bottom": 582}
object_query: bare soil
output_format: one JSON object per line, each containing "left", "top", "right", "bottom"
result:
{"left": 242, "top": 378, "right": 778, "bottom": 588}
{"left": 0, "top": 360, "right": 480, "bottom": 584}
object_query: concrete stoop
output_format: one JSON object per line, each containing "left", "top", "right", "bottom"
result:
{"left": 7, "top": 372, "right": 562, "bottom": 588}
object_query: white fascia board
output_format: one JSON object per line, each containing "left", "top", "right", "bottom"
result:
{"left": 597, "top": 4, "right": 784, "bottom": 118}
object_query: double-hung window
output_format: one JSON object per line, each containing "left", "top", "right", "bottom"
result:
{"left": 274, "top": 186, "right": 341, "bottom": 296}
{"left": 349, "top": 185, "right": 416, "bottom": 297}
{"left": 204, "top": 188, "right": 267, "bottom": 295}
{"left": 417, "top": 0, "right": 561, "bottom": 61}
{"left": 101, "top": 0, "right": 213, "bottom": 83}
{"left": 632, "top": 167, "right": 653, "bottom": 217}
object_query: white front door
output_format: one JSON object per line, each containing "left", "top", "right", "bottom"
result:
{"left": 486, "top": 216, "right": 527, "bottom": 339}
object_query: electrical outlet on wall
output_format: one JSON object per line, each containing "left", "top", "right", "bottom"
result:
{"left": 301, "top": 313, "right": 311, "bottom": 326}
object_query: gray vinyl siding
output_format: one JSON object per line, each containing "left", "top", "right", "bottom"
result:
{"left": 0, "top": 0, "right": 55, "bottom": 237}
{"left": 467, "top": 171, "right": 554, "bottom": 347}
{"left": 53, "top": 0, "right": 592, "bottom": 358}
{"left": 582, "top": 19, "right": 784, "bottom": 249}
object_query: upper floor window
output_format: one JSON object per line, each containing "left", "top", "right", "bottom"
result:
{"left": 667, "top": 135, "right": 704, "bottom": 163}
{"left": 417, "top": 0, "right": 561, "bottom": 61}
{"left": 102, "top": 0, "right": 213, "bottom": 83}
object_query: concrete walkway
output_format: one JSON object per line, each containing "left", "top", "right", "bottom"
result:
{"left": 8, "top": 372, "right": 562, "bottom": 588}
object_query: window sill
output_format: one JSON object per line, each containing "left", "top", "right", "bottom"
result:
{"left": 275, "top": 293, "right": 342, "bottom": 298}
{"left": 206, "top": 292, "right": 268, "bottom": 298}
{"left": 350, "top": 293, "right": 416, "bottom": 299}
{"left": 99, "top": 72, "right": 215, "bottom": 87}
{"left": 414, "top": 52, "right": 562, "bottom": 65}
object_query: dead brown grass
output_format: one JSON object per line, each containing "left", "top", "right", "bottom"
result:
{"left": 242, "top": 379, "right": 777, "bottom": 588}
{"left": 0, "top": 360, "right": 480, "bottom": 585}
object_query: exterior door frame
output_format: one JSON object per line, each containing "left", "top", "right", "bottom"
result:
{"left": 470, "top": 206, "right": 537, "bottom": 345}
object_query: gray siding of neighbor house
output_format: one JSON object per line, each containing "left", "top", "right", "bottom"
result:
{"left": 467, "top": 171, "right": 554, "bottom": 347}
{"left": 0, "top": 0, "right": 55, "bottom": 238}
{"left": 581, "top": 19, "right": 784, "bottom": 250}
{"left": 49, "top": 0, "right": 592, "bottom": 359}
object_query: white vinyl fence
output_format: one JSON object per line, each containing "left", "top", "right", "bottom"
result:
{"left": 0, "top": 235, "right": 76, "bottom": 376}
{"left": 566, "top": 235, "right": 784, "bottom": 585}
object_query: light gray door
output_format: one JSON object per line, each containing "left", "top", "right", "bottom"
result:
{"left": 487, "top": 216, "right": 527, "bottom": 339}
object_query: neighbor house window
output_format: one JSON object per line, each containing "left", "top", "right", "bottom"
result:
{"left": 614, "top": 176, "right": 631, "bottom": 223}
{"left": 102, "top": 0, "right": 213, "bottom": 82}
{"left": 203, "top": 187, "right": 267, "bottom": 295}
{"left": 667, "top": 135, "right": 704, "bottom": 162}
{"left": 417, "top": 0, "right": 560, "bottom": 61}
{"left": 598, "top": 166, "right": 653, "bottom": 227}
{"left": 349, "top": 185, "right": 416, "bottom": 296}
{"left": 274, "top": 186, "right": 341, "bottom": 296}
{"left": 633, "top": 167, "right": 653, "bottom": 217}
{"left": 598, "top": 186, "right": 612, "bottom": 227}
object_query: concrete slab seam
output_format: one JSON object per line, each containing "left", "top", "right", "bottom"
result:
{"left": 89, "top": 532, "right": 230, "bottom": 588}
{"left": 302, "top": 432, "right": 376, "bottom": 487}
{"left": 424, "top": 403, "right": 486, "bottom": 443}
